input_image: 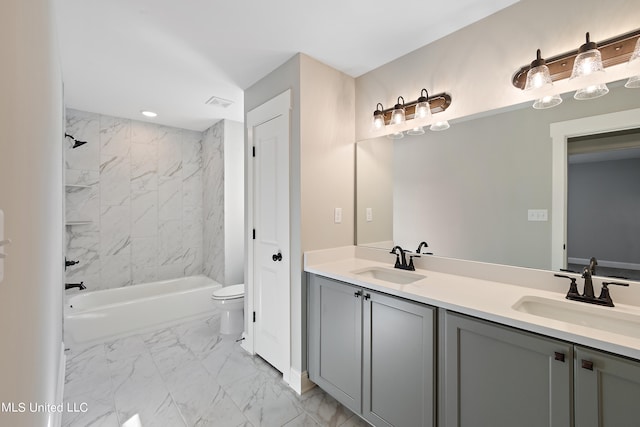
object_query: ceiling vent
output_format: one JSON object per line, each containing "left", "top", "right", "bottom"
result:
{"left": 205, "top": 95, "right": 233, "bottom": 108}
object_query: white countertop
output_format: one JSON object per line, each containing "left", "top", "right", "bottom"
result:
{"left": 304, "top": 246, "right": 640, "bottom": 360}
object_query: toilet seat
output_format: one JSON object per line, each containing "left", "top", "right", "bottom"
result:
{"left": 212, "top": 284, "right": 244, "bottom": 300}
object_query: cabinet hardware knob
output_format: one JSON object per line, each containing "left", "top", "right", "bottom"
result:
{"left": 554, "top": 352, "right": 565, "bottom": 362}
{"left": 582, "top": 360, "right": 594, "bottom": 371}
{"left": 364, "top": 293, "right": 371, "bottom": 300}
{"left": 354, "top": 290, "right": 362, "bottom": 298}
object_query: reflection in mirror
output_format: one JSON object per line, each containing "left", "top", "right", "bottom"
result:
{"left": 567, "top": 129, "right": 640, "bottom": 280}
{"left": 356, "top": 80, "right": 640, "bottom": 273}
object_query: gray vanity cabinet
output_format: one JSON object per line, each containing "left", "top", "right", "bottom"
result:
{"left": 440, "top": 311, "right": 573, "bottom": 427}
{"left": 574, "top": 346, "right": 640, "bottom": 427}
{"left": 308, "top": 274, "right": 363, "bottom": 413}
{"left": 308, "top": 274, "right": 436, "bottom": 427}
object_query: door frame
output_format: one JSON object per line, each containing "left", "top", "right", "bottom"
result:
{"left": 242, "top": 89, "right": 292, "bottom": 385}
{"left": 550, "top": 107, "right": 640, "bottom": 271}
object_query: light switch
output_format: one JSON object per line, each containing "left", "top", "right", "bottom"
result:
{"left": 366, "top": 208, "right": 373, "bottom": 222}
{"left": 334, "top": 207, "right": 342, "bottom": 224}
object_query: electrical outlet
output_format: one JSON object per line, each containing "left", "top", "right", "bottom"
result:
{"left": 527, "top": 209, "right": 548, "bottom": 221}
{"left": 334, "top": 207, "right": 342, "bottom": 224}
{"left": 366, "top": 208, "right": 373, "bottom": 222}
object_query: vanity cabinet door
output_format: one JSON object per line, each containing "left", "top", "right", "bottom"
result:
{"left": 574, "top": 346, "right": 640, "bottom": 427}
{"left": 362, "top": 291, "right": 435, "bottom": 427}
{"left": 441, "top": 311, "right": 572, "bottom": 427}
{"left": 308, "top": 274, "right": 362, "bottom": 413}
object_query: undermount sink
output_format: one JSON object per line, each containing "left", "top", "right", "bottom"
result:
{"left": 512, "top": 296, "right": 640, "bottom": 339}
{"left": 352, "top": 267, "right": 425, "bottom": 285}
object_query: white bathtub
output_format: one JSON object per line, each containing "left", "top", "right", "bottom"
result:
{"left": 64, "top": 275, "right": 221, "bottom": 347}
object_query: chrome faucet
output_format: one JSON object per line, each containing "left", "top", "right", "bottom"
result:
{"left": 390, "top": 246, "right": 415, "bottom": 271}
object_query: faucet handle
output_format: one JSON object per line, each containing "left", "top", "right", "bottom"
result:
{"left": 554, "top": 274, "right": 580, "bottom": 297}
{"left": 598, "top": 281, "right": 629, "bottom": 307}
{"left": 407, "top": 255, "right": 419, "bottom": 271}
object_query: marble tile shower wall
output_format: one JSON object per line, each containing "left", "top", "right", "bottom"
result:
{"left": 202, "top": 121, "right": 224, "bottom": 283}
{"left": 64, "top": 109, "right": 215, "bottom": 291}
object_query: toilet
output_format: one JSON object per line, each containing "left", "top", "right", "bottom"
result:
{"left": 211, "top": 284, "right": 245, "bottom": 335}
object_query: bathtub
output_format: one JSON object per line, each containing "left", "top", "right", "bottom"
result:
{"left": 64, "top": 275, "right": 221, "bottom": 347}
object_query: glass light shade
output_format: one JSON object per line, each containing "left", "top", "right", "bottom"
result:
{"left": 430, "top": 121, "right": 450, "bottom": 131}
{"left": 372, "top": 112, "right": 385, "bottom": 130}
{"left": 390, "top": 106, "right": 406, "bottom": 125}
{"left": 532, "top": 94, "right": 563, "bottom": 109}
{"left": 625, "top": 38, "right": 640, "bottom": 88}
{"left": 414, "top": 101, "right": 432, "bottom": 120}
{"left": 625, "top": 75, "right": 640, "bottom": 88}
{"left": 525, "top": 65, "right": 553, "bottom": 90}
{"left": 570, "top": 48, "right": 605, "bottom": 79}
{"left": 574, "top": 83, "right": 609, "bottom": 100}
{"left": 386, "top": 131, "right": 404, "bottom": 140}
{"left": 406, "top": 126, "right": 425, "bottom": 136}
{"left": 628, "top": 37, "right": 640, "bottom": 65}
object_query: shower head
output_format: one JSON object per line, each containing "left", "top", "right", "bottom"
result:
{"left": 65, "top": 133, "right": 89, "bottom": 149}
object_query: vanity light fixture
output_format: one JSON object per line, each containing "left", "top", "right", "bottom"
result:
{"left": 512, "top": 28, "right": 640, "bottom": 106}
{"left": 625, "top": 37, "right": 640, "bottom": 88}
{"left": 570, "top": 33, "right": 609, "bottom": 100}
{"left": 414, "top": 89, "right": 432, "bottom": 121}
{"left": 406, "top": 126, "right": 426, "bottom": 136}
{"left": 372, "top": 103, "right": 386, "bottom": 130}
{"left": 524, "top": 49, "right": 563, "bottom": 109}
{"left": 372, "top": 90, "right": 452, "bottom": 136}
{"left": 429, "top": 121, "right": 450, "bottom": 131}
{"left": 390, "top": 96, "right": 406, "bottom": 125}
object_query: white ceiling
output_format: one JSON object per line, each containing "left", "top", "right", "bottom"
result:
{"left": 54, "top": 0, "right": 518, "bottom": 131}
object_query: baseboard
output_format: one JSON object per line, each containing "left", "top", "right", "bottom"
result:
{"left": 568, "top": 257, "right": 640, "bottom": 271}
{"left": 289, "top": 368, "right": 316, "bottom": 395}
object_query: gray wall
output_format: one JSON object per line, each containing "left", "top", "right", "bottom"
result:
{"left": 355, "top": 0, "right": 640, "bottom": 140}
{"left": 357, "top": 138, "right": 393, "bottom": 246}
{"left": 568, "top": 157, "right": 640, "bottom": 265}
{"left": 390, "top": 83, "right": 640, "bottom": 269}
{"left": 245, "top": 53, "right": 355, "bottom": 384}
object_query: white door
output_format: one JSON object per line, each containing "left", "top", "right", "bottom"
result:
{"left": 250, "top": 95, "right": 290, "bottom": 376}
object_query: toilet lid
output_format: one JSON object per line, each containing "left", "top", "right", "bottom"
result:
{"left": 212, "top": 284, "right": 245, "bottom": 300}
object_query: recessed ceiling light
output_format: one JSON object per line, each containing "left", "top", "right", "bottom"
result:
{"left": 141, "top": 110, "right": 157, "bottom": 118}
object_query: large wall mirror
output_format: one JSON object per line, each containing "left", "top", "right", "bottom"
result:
{"left": 356, "top": 80, "right": 640, "bottom": 279}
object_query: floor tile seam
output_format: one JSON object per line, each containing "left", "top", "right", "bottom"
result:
{"left": 104, "top": 344, "right": 153, "bottom": 366}
{"left": 160, "top": 382, "right": 191, "bottom": 427}
{"left": 246, "top": 370, "right": 307, "bottom": 427}
{"left": 146, "top": 336, "right": 203, "bottom": 427}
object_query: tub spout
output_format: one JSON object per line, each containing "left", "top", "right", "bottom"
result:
{"left": 65, "top": 281, "right": 86, "bottom": 290}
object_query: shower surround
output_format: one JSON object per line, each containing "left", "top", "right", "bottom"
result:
{"left": 65, "top": 109, "right": 238, "bottom": 291}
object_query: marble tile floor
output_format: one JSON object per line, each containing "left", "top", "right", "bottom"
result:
{"left": 63, "top": 314, "right": 369, "bottom": 427}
